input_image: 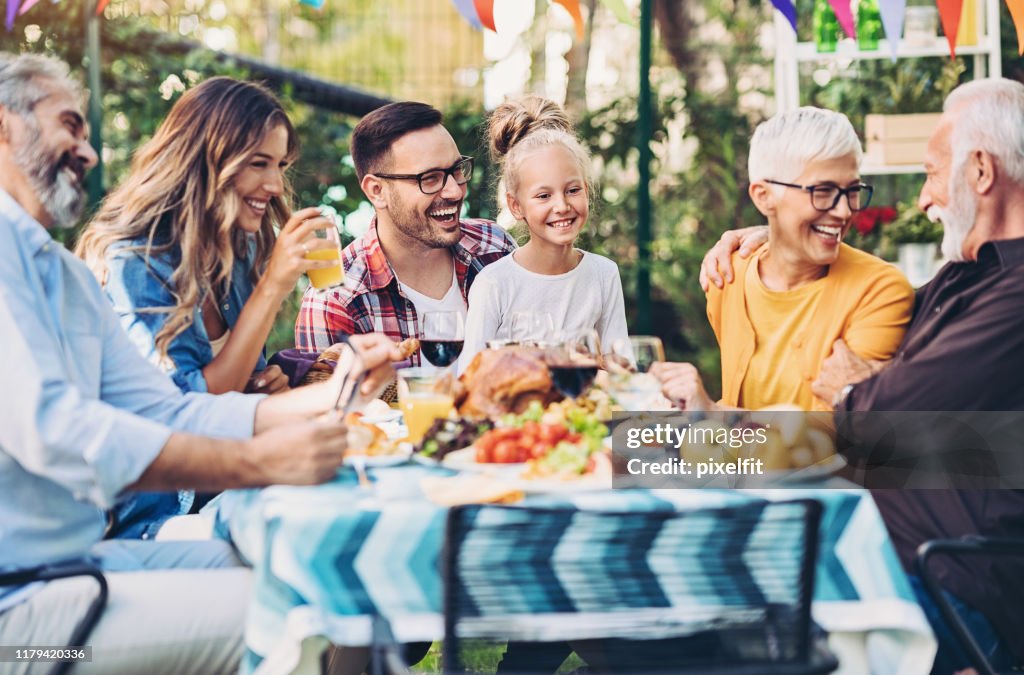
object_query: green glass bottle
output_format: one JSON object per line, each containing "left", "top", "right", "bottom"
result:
{"left": 813, "top": 0, "right": 841, "bottom": 53}
{"left": 857, "top": 0, "right": 883, "bottom": 51}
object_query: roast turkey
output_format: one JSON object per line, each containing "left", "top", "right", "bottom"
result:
{"left": 455, "top": 347, "right": 563, "bottom": 418}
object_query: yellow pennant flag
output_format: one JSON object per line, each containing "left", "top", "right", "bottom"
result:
{"left": 957, "top": 0, "right": 977, "bottom": 45}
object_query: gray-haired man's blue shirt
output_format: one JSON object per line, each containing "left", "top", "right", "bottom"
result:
{"left": 0, "top": 188, "right": 262, "bottom": 609}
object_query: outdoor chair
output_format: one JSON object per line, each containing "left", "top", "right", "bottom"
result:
{"left": 0, "top": 558, "right": 108, "bottom": 675}
{"left": 916, "top": 536, "right": 1024, "bottom": 675}
{"left": 440, "top": 500, "right": 838, "bottom": 675}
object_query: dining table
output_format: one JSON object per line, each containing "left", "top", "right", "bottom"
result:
{"left": 209, "top": 454, "right": 937, "bottom": 675}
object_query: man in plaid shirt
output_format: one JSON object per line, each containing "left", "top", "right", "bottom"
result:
{"left": 294, "top": 102, "right": 516, "bottom": 366}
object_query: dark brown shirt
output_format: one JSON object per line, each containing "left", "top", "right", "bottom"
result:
{"left": 840, "top": 237, "right": 1024, "bottom": 657}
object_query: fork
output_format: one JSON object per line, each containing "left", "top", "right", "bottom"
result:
{"left": 331, "top": 350, "right": 366, "bottom": 417}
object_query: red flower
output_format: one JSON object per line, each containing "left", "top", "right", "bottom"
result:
{"left": 852, "top": 209, "right": 879, "bottom": 236}
{"left": 878, "top": 206, "right": 898, "bottom": 223}
{"left": 851, "top": 206, "right": 897, "bottom": 236}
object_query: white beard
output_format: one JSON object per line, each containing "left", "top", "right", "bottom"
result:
{"left": 927, "top": 162, "right": 978, "bottom": 263}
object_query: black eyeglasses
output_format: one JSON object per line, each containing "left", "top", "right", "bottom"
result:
{"left": 374, "top": 156, "right": 474, "bottom": 195}
{"left": 765, "top": 179, "right": 874, "bottom": 212}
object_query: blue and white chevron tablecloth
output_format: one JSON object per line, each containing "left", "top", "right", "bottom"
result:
{"left": 211, "top": 464, "right": 936, "bottom": 675}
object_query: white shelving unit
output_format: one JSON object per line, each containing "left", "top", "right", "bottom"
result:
{"left": 772, "top": 0, "right": 1002, "bottom": 175}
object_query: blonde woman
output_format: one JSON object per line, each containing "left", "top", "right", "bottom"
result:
{"left": 76, "top": 77, "right": 339, "bottom": 538}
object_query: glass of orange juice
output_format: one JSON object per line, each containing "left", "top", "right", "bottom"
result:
{"left": 305, "top": 212, "right": 344, "bottom": 290}
{"left": 397, "top": 367, "right": 454, "bottom": 444}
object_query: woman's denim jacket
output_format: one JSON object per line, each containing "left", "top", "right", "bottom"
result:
{"left": 102, "top": 235, "right": 266, "bottom": 539}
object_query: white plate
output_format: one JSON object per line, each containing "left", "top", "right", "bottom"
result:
{"left": 372, "top": 421, "right": 408, "bottom": 441}
{"left": 360, "top": 409, "right": 403, "bottom": 425}
{"left": 344, "top": 442, "right": 413, "bottom": 468}
{"left": 440, "top": 447, "right": 526, "bottom": 475}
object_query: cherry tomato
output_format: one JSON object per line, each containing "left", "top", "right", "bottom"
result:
{"left": 538, "top": 425, "right": 563, "bottom": 445}
{"left": 493, "top": 441, "right": 518, "bottom": 463}
{"left": 531, "top": 442, "right": 549, "bottom": 459}
{"left": 493, "top": 428, "right": 520, "bottom": 442}
{"left": 476, "top": 433, "right": 496, "bottom": 453}
{"left": 476, "top": 445, "right": 490, "bottom": 463}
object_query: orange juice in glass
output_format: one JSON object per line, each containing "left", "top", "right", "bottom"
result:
{"left": 305, "top": 212, "right": 344, "bottom": 290}
{"left": 398, "top": 368, "right": 454, "bottom": 444}
{"left": 306, "top": 248, "right": 343, "bottom": 289}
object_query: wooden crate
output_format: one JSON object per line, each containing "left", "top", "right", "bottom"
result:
{"left": 863, "top": 113, "right": 942, "bottom": 166}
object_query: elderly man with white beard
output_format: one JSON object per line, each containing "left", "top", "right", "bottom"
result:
{"left": 698, "top": 78, "right": 1024, "bottom": 674}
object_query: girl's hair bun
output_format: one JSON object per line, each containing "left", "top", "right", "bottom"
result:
{"left": 487, "top": 95, "right": 573, "bottom": 161}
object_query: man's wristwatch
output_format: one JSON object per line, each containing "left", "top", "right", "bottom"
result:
{"left": 832, "top": 383, "right": 855, "bottom": 409}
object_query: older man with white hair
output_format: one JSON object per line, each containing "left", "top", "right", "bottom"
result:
{"left": 699, "top": 77, "right": 1024, "bottom": 674}
{"left": 0, "top": 52, "right": 398, "bottom": 674}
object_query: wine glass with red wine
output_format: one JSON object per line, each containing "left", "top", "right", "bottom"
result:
{"left": 547, "top": 328, "right": 601, "bottom": 399}
{"left": 420, "top": 311, "right": 465, "bottom": 369}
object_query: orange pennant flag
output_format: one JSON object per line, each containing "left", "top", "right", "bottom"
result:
{"left": 935, "top": 0, "right": 963, "bottom": 57}
{"left": 96, "top": 0, "right": 111, "bottom": 14}
{"left": 1007, "top": 0, "right": 1024, "bottom": 54}
{"left": 553, "top": 0, "right": 586, "bottom": 39}
{"left": 473, "top": 0, "right": 496, "bottom": 31}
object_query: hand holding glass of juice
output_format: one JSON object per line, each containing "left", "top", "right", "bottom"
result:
{"left": 397, "top": 368, "right": 454, "bottom": 444}
{"left": 304, "top": 211, "right": 344, "bottom": 291}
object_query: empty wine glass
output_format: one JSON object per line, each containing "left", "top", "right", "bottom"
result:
{"left": 610, "top": 336, "right": 667, "bottom": 411}
{"left": 547, "top": 328, "right": 600, "bottom": 399}
{"left": 628, "top": 336, "right": 666, "bottom": 373}
{"left": 506, "top": 311, "right": 554, "bottom": 346}
{"left": 420, "top": 311, "right": 465, "bottom": 369}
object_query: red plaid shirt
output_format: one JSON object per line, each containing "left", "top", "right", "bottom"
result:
{"left": 294, "top": 217, "right": 516, "bottom": 365}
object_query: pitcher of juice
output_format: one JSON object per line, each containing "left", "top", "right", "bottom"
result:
{"left": 397, "top": 368, "right": 454, "bottom": 444}
{"left": 304, "top": 211, "right": 344, "bottom": 290}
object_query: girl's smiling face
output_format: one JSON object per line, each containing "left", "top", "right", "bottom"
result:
{"left": 507, "top": 144, "right": 589, "bottom": 248}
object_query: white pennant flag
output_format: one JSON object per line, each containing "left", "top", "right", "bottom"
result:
{"left": 879, "top": 0, "right": 907, "bottom": 61}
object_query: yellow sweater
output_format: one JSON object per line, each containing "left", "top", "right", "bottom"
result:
{"left": 706, "top": 243, "right": 914, "bottom": 411}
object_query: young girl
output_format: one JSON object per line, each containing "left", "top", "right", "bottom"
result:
{"left": 459, "top": 96, "right": 628, "bottom": 369}
{"left": 75, "top": 77, "right": 339, "bottom": 538}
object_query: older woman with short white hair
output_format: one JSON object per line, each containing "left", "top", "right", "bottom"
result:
{"left": 654, "top": 107, "right": 914, "bottom": 412}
